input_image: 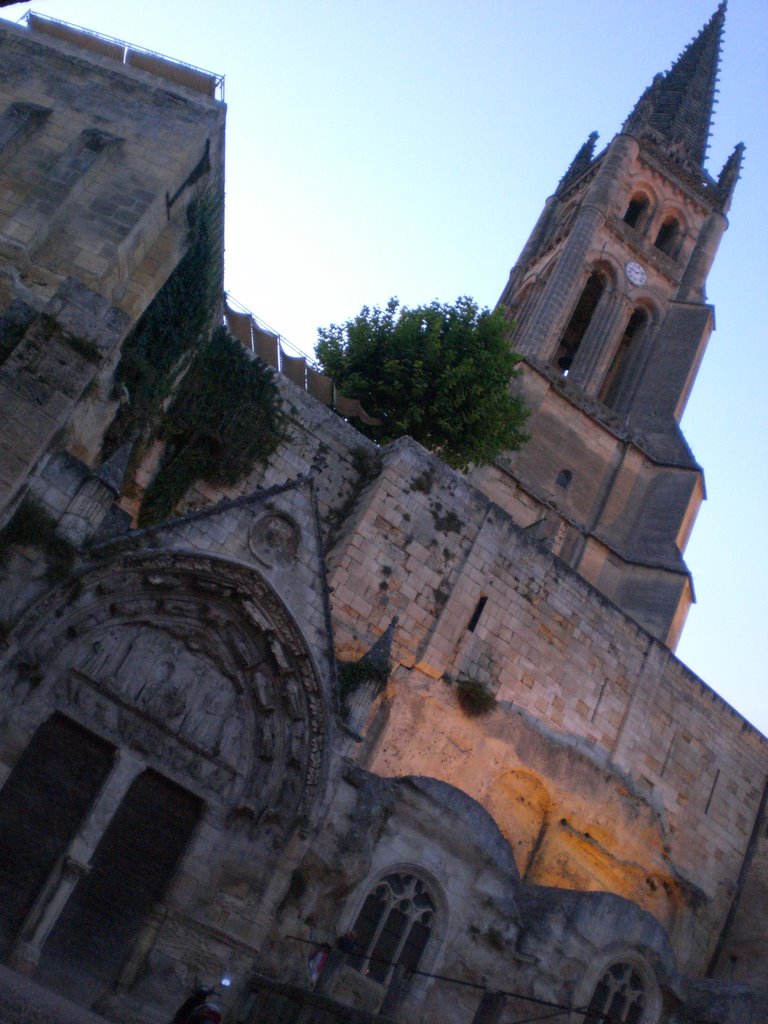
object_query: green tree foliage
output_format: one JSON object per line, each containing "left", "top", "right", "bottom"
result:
{"left": 315, "top": 297, "right": 528, "bottom": 469}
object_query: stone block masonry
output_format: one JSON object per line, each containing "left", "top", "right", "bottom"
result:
{"left": 0, "top": 7, "right": 765, "bottom": 1021}
{"left": 185, "top": 377, "right": 766, "bottom": 974}
{"left": 319, "top": 432, "right": 767, "bottom": 975}
{"left": 0, "top": 17, "right": 225, "bottom": 514}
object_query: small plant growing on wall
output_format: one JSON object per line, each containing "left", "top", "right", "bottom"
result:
{"left": 455, "top": 677, "right": 496, "bottom": 717}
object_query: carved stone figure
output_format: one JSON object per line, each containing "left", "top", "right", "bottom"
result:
{"left": 248, "top": 512, "right": 300, "bottom": 565}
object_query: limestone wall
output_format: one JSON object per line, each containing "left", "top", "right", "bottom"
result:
{"left": 0, "top": 19, "right": 224, "bottom": 322}
{"left": 323, "top": 434, "right": 767, "bottom": 974}
{"left": 468, "top": 363, "right": 702, "bottom": 646}
{"left": 156, "top": 373, "right": 766, "bottom": 978}
{"left": 0, "top": 18, "right": 225, "bottom": 514}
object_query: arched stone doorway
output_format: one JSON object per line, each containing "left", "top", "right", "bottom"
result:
{"left": 0, "top": 551, "right": 329, "bottom": 1007}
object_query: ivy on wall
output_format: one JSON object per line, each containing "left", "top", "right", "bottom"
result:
{"left": 103, "top": 192, "right": 223, "bottom": 460}
{"left": 100, "top": 190, "right": 283, "bottom": 526}
{"left": 138, "top": 328, "right": 283, "bottom": 526}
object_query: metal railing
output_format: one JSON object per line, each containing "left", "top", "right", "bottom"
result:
{"left": 23, "top": 12, "right": 225, "bottom": 101}
{"left": 236, "top": 973, "right": 397, "bottom": 1024}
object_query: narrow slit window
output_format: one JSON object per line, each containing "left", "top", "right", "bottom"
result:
{"left": 467, "top": 596, "right": 488, "bottom": 632}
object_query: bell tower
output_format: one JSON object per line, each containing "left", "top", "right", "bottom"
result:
{"left": 470, "top": 3, "right": 743, "bottom": 648}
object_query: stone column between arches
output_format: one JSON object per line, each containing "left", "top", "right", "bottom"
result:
{"left": 568, "top": 289, "right": 633, "bottom": 395}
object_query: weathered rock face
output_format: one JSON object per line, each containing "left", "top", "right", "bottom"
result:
{"left": 320, "top": 435, "right": 767, "bottom": 976}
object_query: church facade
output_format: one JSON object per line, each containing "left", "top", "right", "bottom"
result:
{"left": 0, "top": 8, "right": 765, "bottom": 1024}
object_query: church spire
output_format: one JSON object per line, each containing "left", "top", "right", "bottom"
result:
{"left": 623, "top": 2, "right": 726, "bottom": 170}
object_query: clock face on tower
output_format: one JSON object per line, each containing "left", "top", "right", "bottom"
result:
{"left": 625, "top": 260, "right": 647, "bottom": 287}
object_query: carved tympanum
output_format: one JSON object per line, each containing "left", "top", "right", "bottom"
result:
{"left": 2, "top": 552, "right": 326, "bottom": 830}
{"left": 76, "top": 626, "right": 245, "bottom": 766}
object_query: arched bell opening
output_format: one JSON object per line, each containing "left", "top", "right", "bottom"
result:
{"left": 622, "top": 192, "right": 651, "bottom": 233}
{"left": 599, "top": 307, "right": 650, "bottom": 412}
{"left": 654, "top": 214, "right": 682, "bottom": 257}
{"left": 551, "top": 270, "right": 608, "bottom": 376}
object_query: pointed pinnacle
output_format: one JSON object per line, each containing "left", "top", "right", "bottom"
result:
{"left": 361, "top": 616, "right": 398, "bottom": 672}
{"left": 557, "top": 131, "right": 599, "bottom": 194}
{"left": 623, "top": 3, "right": 726, "bottom": 170}
{"left": 717, "top": 141, "right": 745, "bottom": 211}
{"left": 96, "top": 441, "right": 133, "bottom": 496}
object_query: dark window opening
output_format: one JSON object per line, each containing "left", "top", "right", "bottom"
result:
{"left": 552, "top": 272, "right": 605, "bottom": 375}
{"left": 599, "top": 309, "right": 647, "bottom": 411}
{"left": 346, "top": 891, "right": 386, "bottom": 972}
{"left": 0, "top": 715, "right": 114, "bottom": 957}
{"left": 556, "top": 469, "right": 573, "bottom": 490}
{"left": 467, "top": 596, "right": 488, "bottom": 632}
{"left": 623, "top": 195, "right": 649, "bottom": 230}
{"left": 654, "top": 216, "right": 680, "bottom": 256}
{"left": 584, "top": 963, "right": 647, "bottom": 1024}
{"left": 37, "top": 769, "right": 202, "bottom": 1005}
{"left": 347, "top": 873, "right": 435, "bottom": 987}
{"left": 368, "top": 907, "right": 408, "bottom": 983}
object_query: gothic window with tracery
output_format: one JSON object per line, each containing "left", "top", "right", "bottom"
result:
{"left": 346, "top": 873, "right": 435, "bottom": 985}
{"left": 584, "top": 962, "right": 648, "bottom": 1024}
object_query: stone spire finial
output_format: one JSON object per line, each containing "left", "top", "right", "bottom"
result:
{"left": 623, "top": 3, "right": 726, "bottom": 170}
{"left": 337, "top": 617, "right": 398, "bottom": 729}
{"left": 716, "top": 141, "right": 745, "bottom": 212}
{"left": 362, "top": 615, "right": 398, "bottom": 673}
{"left": 96, "top": 441, "right": 133, "bottom": 496}
{"left": 556, "top": 131, "right": 599, "bottom": 194}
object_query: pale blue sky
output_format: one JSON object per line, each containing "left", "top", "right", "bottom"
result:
{"left": 8, "top": 1, "right": 768, "bottom": 733}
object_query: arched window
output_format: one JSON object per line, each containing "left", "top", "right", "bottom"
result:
{"left": 599, "top": 308, "right": 648, "bottom": 411}
{"left": 346, "top": 873, "right": 435, "bottom": 985}
{"left": 623, "top": 194, "right": 649, "bottom": 231}
{"left": 654, "top": 216, "right": 680, "bottom": 256}
{"left": 552, "top": 271, "right": 606, "bottom": 374}
{"left": 584, "top": 962, "right": 648, "bottom": 1024}
{"left": 556, "top": 469, "right": 572, "bottom": 490}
